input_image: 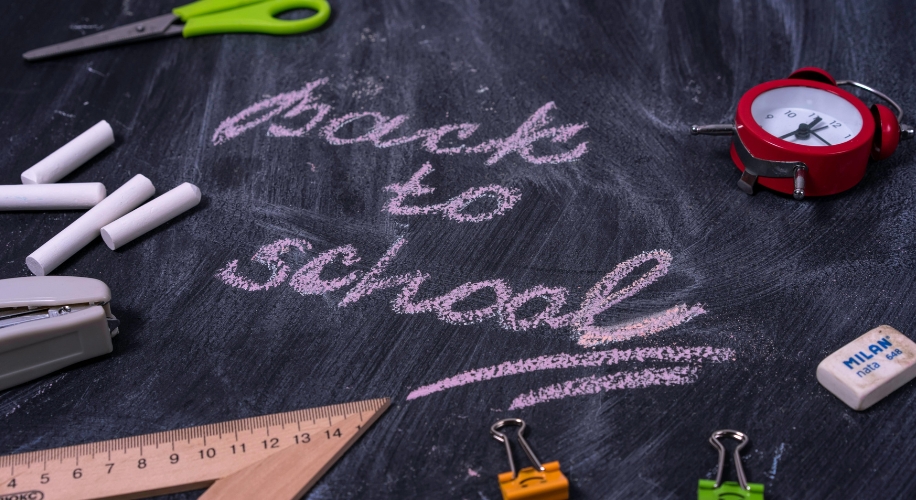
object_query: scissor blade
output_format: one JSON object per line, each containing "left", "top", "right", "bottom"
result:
{"left": 23, "top": 14, "right": 182, "bottom": 61}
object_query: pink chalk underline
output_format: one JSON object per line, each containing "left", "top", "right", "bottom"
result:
{"left": 509, "top": 366, "right": 699, "bottom": 409}
{"left": 406, "top": 346, "right": 734, "bottom": 400}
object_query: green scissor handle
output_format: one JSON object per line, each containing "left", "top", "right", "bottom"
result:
{"left": 173, "top": 0, "right": 331, "bottom": 37}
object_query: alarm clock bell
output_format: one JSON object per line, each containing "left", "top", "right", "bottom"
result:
{"left": 692, "top": 67, "right": 914, "bottom": 199}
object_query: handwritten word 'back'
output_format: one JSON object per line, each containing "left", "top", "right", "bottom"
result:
{"left": 212, "top": 78, "right": 589, "bottom": 166}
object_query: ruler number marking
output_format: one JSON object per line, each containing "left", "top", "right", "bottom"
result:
{"left": 0, "top": 398, "right": 388, "bottom": 497}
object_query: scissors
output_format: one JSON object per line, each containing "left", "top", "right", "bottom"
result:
{"left": 23, "top": 0, "right": 330, "bottom": 61}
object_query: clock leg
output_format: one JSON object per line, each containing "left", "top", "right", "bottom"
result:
{"left": 793, "top": 166, "right": 807, "bottom": 200}
{"left": 737, "top": 171, "right": 757, "bottom": 195}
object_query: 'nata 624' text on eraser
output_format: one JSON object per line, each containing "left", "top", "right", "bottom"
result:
{"left": 817, "top": 325, "right": 916, "bottom": 411}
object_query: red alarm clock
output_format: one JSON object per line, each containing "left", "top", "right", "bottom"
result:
{"left": 692, "top": 67, "right": 914, "bottom": 199}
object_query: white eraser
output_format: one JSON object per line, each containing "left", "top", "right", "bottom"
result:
{"left": 21, "top": 120, "right": 115, "bottom": 184}
{"left": 0, "top": 183, "right": 106, "bottom": 210}
{"left": 26, "top": 174, "right": 155, "bottom": 276}
{"left": 101, "top": 182, "right": 201, "bottom": 250}
{"left": 817, "top": 325, "right": 916, "bottom": 410}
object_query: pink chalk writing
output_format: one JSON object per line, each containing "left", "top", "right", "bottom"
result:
{"left": 509, "top": 366, "right": 699, "bottom": 409}
{"left": 338, "top": 237, "right": 426, "bottom": 308}
{"left": 216, "top": 237, "right": 705, "bottom": 336}
{"left": 211, "top": 78, "right": 589, "bottom": 165}
{"left": 568, "top": 249, "right": 673, "bottom": 336}
{"left": 216, "top": 238, "right": 312, "bottom": 291}
{"left": 213, "top": 79, "right": 329, "bottom": 145}
{"left": 577, "top": 303, "right": 707, "bottom": 347}
{"left": 384, "top": 163, "right": 521, "bottom": 222}
{"left": 289, "top": 245, "right": 361, "bottom": 296}
{"left": 405, "top": 346, "right": 734, "bottom": 400}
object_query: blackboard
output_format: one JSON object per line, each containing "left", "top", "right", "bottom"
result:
{"left": 2, "top": 0, "right": 916, "bottom": 498}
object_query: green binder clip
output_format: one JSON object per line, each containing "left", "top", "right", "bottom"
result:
{"left": 698, "top": 430, "right": 764, "bottom": 500}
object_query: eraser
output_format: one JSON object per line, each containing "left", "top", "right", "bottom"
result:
{"left": 21, "top": 120, "right": 115, "bottom": 184}
{"left": 101, "top": 182, "right": 201, "bottom": 250}
{"left": 26, "top": 174, "right": 155, "bottom": 276}
{"left": 0, "top": 183, "right": 106, "bottom": 210}
{"left": 817, "top": 325, "right": 916, "bottom": 410}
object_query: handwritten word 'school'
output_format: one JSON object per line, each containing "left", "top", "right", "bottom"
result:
{"left": 211, "top": 78, "right": 589, "bottom": 166}
{"left": 216, "top": 237, "right": 705, "bottom": 345}
{"left": 384, "top": 163, "right": 521, "bottom": 222}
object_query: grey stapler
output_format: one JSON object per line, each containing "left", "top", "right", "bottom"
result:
{"left": 0, "top": 276, "right": 119, "bottom": 391}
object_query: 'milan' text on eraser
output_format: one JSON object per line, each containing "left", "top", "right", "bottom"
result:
{"left": 817, "top": 325, "right": 916, "bottom": 411}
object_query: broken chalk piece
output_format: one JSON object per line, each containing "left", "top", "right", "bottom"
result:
{"left": 26, "top": 174, "right": 155, "bottom": 276}
{"left": 817, "top": 325, "right": 916, "bottom": 411}
{"left": 101, "top": 182, "right": 201, "bottom": 250}
{"left": 0, "top": 183, "right": 106, "bottom": 210}
{"left": 21, "top": 120, "right": 115, "bottom": 184}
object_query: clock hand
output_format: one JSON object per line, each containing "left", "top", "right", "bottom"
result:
{"left": 810, "top": 129, "right": 831, "bottom": 145}
{"left": 784, "top": 126, "right": 830, "bottom": 142}
{"left": 778, "top": 116, "right": 824, "bottom": 139}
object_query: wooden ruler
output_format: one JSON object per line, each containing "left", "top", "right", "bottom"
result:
{"left": 0, "top": 397, "right": 390, "bottom": 500}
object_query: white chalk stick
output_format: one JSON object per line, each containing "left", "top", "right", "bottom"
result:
{"left": 21, "top": 120, "right": 115, "bottom": 184}
{"left": 101, "top": 183, "right": 201, "bottom": 250}
{"left": 0, "top": 183, "right": 106, "bottom": 210}
{"left": 26, "top": 174, "right": 155, "bottom": 276}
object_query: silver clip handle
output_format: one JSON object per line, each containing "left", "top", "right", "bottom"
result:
{"left": 709, "top": 429, "right": 751, "bottom": 491}
{"left": 490, "top": 418, "right": 544, "bottom": 479}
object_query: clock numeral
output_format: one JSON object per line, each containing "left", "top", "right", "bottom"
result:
{"left": 809, "top": 112, "right": 816, "bottom": 117}
{"left": 830, "top": 120, "right": 842, "bottom": 128}
{"left": 766, "top": 114, "right": 774, "bottom": 119}
{"left": 784, "top": 110, "right": 797, "bottom": 118}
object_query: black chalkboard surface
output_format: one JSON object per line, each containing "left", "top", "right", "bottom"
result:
{"left": 2, "top": 1, "right": 915, "bottom": 498}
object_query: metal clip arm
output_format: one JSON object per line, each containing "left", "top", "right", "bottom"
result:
{"left": 709, "top": 429, "right": 751, "bottom": 491}
{"left": 491, "top": 418, "right": 545, "bottom": 479}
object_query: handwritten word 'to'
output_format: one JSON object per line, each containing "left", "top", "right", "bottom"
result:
{"left": 384, "top": 163, "right": 521, "bottom": 222}
{"left": 216, "top": 237, "right": 705, "bottom": 346}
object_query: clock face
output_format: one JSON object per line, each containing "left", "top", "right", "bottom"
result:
{"left": 750, "top": 86, "right": 864, "bottom": 147}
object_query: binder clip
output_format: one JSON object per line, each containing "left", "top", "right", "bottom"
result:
{"left": 490, "top": 418, "right": 568, "bottom": 500}
{"left": 698, "top": 430, "right": 764, "bottom": 500}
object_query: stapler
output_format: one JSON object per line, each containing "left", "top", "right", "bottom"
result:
{"left": 0, "top": 276, "right": 119, "bottom": 391}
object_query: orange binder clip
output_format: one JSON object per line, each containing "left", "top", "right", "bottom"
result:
{"left": 490, "top": 418, "right": 569, "bottom": 500}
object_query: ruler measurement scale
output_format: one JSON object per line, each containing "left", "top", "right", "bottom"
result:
{"left": 1, "top": 398, "right": 389, "bottom": 500}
